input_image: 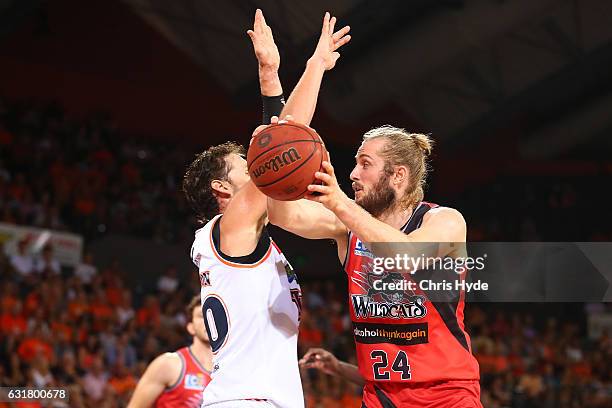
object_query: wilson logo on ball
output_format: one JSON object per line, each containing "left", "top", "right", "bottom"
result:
{"left": 252, "top": 148, "right": 302, "bottom": 178}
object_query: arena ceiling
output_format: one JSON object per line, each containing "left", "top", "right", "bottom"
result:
{"left": 123, "top": 0, "right": 612, "bottom": 157}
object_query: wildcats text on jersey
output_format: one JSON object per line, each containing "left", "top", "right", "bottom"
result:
{"left": 351, "top": 294, "right": 427, "bottom": 319}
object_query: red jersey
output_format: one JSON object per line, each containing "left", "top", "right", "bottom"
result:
{"left": 344, "top": 202, "right": 481, "bottom": 407}
{"left": 155, "top": 347, "right": 211, "bottom": 408}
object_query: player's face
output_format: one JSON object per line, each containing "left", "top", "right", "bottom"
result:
{"left": 225, "top": 153, "right": 250, "bottom": 192}
{"left": 350, "top": 138, "right": 396, "bottom": 216}
{"left": 190, "top": 306, "right": 210, "bottom": 344}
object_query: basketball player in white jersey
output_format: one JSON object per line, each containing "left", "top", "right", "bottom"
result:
{"left": 182, "top": 10, "right": 350, "bottom": 408}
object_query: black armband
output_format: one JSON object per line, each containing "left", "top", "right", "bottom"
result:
{"left": 262, "top": 94, "right": 285, "bottom": 124}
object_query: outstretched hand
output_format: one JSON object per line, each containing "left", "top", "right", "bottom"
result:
{"left": 311, "top": 12, "right": 351, "bottom": 71}
{"left": 247, "top": 9, "right": 280, "bottom": 71}
{"left": 299, "top": 348, "right": 341, "bottom": 376}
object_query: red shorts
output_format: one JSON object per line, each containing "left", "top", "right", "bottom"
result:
{"left": 362, "top": 380, "right": 482, "bottom": 408}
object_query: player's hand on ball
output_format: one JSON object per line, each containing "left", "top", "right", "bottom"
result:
{"left": 299, "top": 348, "right": 340, "bottom": 376}
{"left": 305, "top": 160, "right": 350, "bottom": 213}
{"left": 247, "top": 9, "right": 280, "bottom": 71}
{"left": 250, "top": 115, "right": 298, "bottom": 146}
{"left": 310, "top": 12, "right": 351, "bottom": 71}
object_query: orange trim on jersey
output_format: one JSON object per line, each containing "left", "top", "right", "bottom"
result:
{"left": 208, "top": 219, "right": 273, "bottom": 268}
{"left": 270, "top": 239, "right": 281, "bottom": 254}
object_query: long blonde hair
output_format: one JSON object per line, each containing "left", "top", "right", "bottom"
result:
{"left": 362, "top": 125, "right": 434, "bottom": 208}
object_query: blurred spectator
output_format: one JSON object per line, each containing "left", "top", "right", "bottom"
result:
{"left": 9, "top": 238, "right": 33, "bottom": 276}
{"left": 34, "top": 244, "right": 61, "bottom": 275}
{"left": 74, "top": 251, "right": 97, "bottom": 284}
{"left": 81, "top": 356, "right": 109, "bottom": 403}
{"left": 108, "top": 362, "right": 137, "bottom": 402}
{"left": 157, "top": 265, "right": 179, "bottom": 294}
{"left": 29, "top": 354, "right": 54, "bottom": 388}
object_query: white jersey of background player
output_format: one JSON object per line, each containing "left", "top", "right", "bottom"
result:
{"left": 182, "top": 10, "right": 349, "bottom": 407}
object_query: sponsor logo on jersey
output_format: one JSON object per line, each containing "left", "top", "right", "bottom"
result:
{"left": 354, "top": 238, "right": 374, "bottom": 258}
{"left": 199, "top": 270, "right": 211, "bottom": 287}
{"left": 353, "top": 322, "right": 429, "bottom": 345}
{"left": 183, "top": 373, "right": 205, "bottom": 390}
{"left": 285, "top": 261, "right": 297, "bottom": 283}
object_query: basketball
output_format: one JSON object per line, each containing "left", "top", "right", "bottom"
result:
{"left": 247, "top": 122, "right": 328, "bottom": 201}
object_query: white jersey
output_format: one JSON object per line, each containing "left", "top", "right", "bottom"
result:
{"left": 191, "top": 215, "right": 303, "bottom": 408}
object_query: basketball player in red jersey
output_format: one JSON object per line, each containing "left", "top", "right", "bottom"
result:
{"left": 268, "top": 50, "right": 481, "bottom": 408}
{"left": 127, "top": 296, "right": 212, "bottom": 408}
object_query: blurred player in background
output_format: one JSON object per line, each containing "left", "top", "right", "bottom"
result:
{"left": 127, "top": 296, "right": 212, "bottom": 408}
{"left": 182, "top": 10, "right": 350, "bottom": 408}
{"left": 269, "top": 26, "right": 481, "bottom": 408}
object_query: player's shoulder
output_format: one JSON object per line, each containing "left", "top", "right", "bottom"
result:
{"left": 191, "top": 216, "right": 222, "bottom": 258}
{"left": 422, "top": 205, "right": 466, "bottom": 230}
{"left": 194, "top": 215, "right": 221, "bottom": 239}
{"left": 154, "top": 351, "right": 183, "bottom": 368}
{"left": 145, "top": 352, "right": 184, "bottom": 384}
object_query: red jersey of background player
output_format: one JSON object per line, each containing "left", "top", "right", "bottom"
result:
{"left": 344, "top": 202, "right": 480, "bottom": 406}
{"left": 155, "top": 346, "right": 211, "bottom": 408}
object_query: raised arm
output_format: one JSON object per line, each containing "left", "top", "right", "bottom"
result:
{"left": 247, "top": 9, "right": 285, "bottom": 123}
{"left": 281, "top": 12, "right": 350, "bottom": 126}
{"left": 266, "top": 12, "right": 350, "bottom": 251}
{"left": 218, "top": 10, "right": 286, "bottom": 257}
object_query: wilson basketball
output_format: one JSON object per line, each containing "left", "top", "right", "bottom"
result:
{"left": 247, "top": 122, "right": 328, "bottom": 201}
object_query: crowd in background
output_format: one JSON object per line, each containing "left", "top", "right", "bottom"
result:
{"left": 1, "top": 253, "right": 610, "bottom": 407}
{"left": 1, "top": 97, "right": 611, "bottom": 407}
{"left": 0, "top": 96, "right": 196, "bottom": 244}
{"left": 1, "top": 96, "right": 610, "bottom": 245}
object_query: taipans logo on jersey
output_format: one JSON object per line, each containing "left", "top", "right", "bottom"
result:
{"left": 199, "top": 270, "right": 211, "bottom": 287}
{"left": 350, "top": 268, "right": 427, "bottom": 319}
{"left": 183, "top": 373, "right": 205, "bottom": 391}
{"left": 354, "top": 238, "right": 374, "bottom": 258}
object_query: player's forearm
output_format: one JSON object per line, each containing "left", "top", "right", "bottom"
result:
{"left": 280, "top": 58, "right": 326, "bottom": 126}
{"left": 259, "top": 66, "right": 283, "bottom": 97}
{"left": 267, "top": 197, "right": 300, "bottom": 228}
{"left": 334, "top": 198, "right": 408, "bottom": 243}
{"left": 337, "top": 361, "right": 365, "bottom": 386}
